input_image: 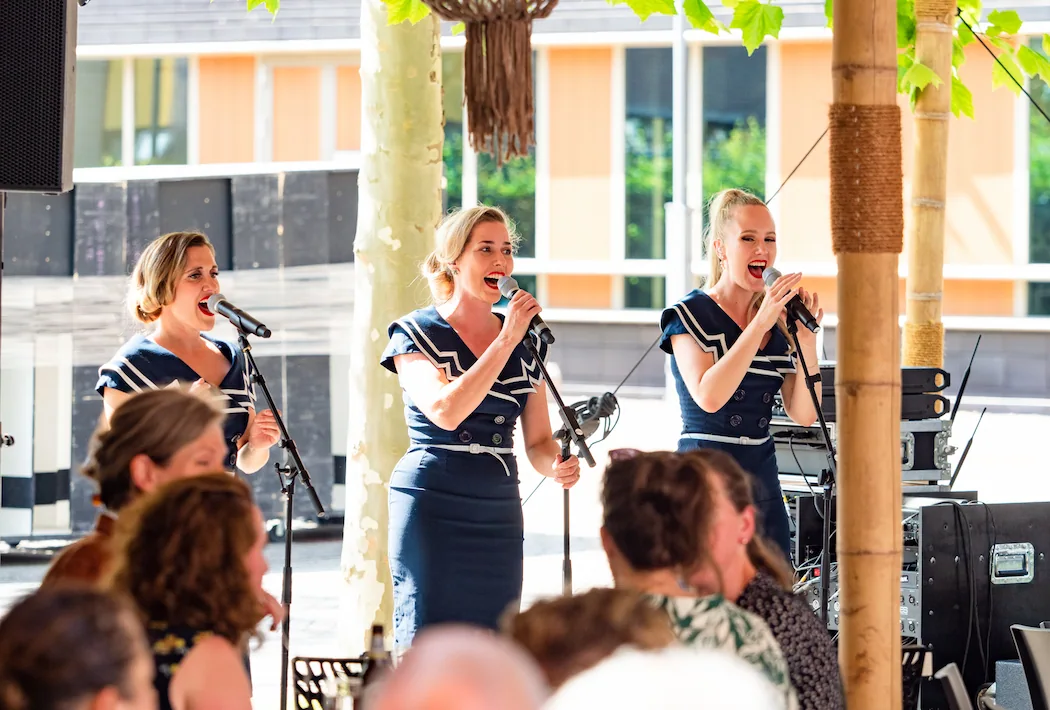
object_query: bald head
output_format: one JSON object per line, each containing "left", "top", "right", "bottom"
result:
{"left": 371, "top": 625, "right": 549, "bottom": 710}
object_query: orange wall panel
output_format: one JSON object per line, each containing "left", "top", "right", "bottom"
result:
{"left": 336, "top": 65, "right": 362, "bottom": 152}
{"left": 546, "top": 275, "right": 614, "bottom": 309}
{"left": 776, "top": 43, "right": 1016, "bottom": 267}
{"left": 804, "top": 276, "right": 1014, "bottom": 317}
{"left": 548, "top": 48, "right": 613, "bottom": 260}
{"left": 273, "top": 66, "right": 321, "bottom": 162}
{"left": 198, "top": 57, "right": 255, "bottom": 164}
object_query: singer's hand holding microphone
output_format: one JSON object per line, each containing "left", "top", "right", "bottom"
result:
{"left": 759, "top": 267, "right": 823, "bottom": 334}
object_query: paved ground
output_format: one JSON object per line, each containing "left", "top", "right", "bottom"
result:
{"left": 0, "top": 396, "right": 1044, "bottom": 709}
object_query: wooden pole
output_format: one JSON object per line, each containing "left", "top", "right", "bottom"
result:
{"left": 340, "top": 0, "right": 443, "bottom": 653}
{"left": 830, "top": 0, "right": 904, "bottom": 706}
{"left": 903, "top": 0, "right": 956, "bottom": 368}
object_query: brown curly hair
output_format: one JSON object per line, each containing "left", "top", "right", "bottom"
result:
{"left": 601, "top": 449, "right": 719, "bottom": 582}
{"left": 108, "top": 473, "right": 264, "bottom": 644}
{"left": 0, "top": 587, "right": 147, "bottom": 710}
{"left": 129, "top": 231, "right": 215, "bottom": 324}
{"left": 502, "top": 587, "right": 676, "bottom": 689}
{"left": 83, "top": 388, "right": 225, "bottom": 512}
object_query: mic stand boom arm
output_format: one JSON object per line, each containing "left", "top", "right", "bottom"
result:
{"left": 236, "top": 332, "right": 326, "bottom": 710}
{"left": 521, "top": 337, "right": 595, "bottom": 598}
{"left": 784, "top": 318, "right": 836, "bottom": 627}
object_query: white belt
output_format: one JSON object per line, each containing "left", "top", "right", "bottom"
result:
{"left": 681, "top": 433, "right": 770, "bottom": 446}
{"left": 425, "top": 444, "right": 515, "bottom": 476}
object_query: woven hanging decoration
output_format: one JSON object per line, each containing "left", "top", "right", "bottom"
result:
{"left": 423, "top": 0, "right": 558, "bottom": 165}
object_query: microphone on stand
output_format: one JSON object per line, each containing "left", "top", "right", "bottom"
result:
{"left": 497, "top": 276, "right": 556, "bottom": 345}
{"left": 206, "top": 294, "right": 272, "bottom": 338}
{"left": 761, "top": 267, "right": 820, "bottom": 333}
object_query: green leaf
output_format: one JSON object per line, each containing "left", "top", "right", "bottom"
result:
{"left": 1043, "top": 33, "right": 1050, "bottom": 59}
{"left": 247, "top": 0, "right": 279, "bottom": 12}
{"left": 901, "top": 59, "right": 944, "bottom": 92}
{"left": 683, "top": 0, "right": 725, "bottom": 33}
{"left": 956, "top": 0, "right": 979, "bottom": 19}
{"left": 951, "top": 74, "right": 975, "bottom": 118}
{"left": 729, "top": 0, "right": 784, "bottom": 55}
{"left": 951, "top": 35, "right": 966, "bottom": 69}
{"left": 824, "top": 0, "right": 832, "bottom": 29}
{"left": 986, "top": 9, "right": 1022, "bottom": 37}
{"left": 986, "top": 35, "right": 1013, "bottom": 53}
{"left": 622, "top": 0, "right": 676, "bottom": 21}
{"left": 896, "top": 0, "right": 915, "bottom": 48}
{"left": 1018, "top": 45, "right": 1050, "bottom": 81}
{"left": 991, "top": 49, "right": 1024, "bottom": 95}
{"left": 897, "top": 49, "right": 914, "bottom": 93}
{"left": 385, "top": 0, "right": 431, "bottom": 24}
{"left": 956, "top": 19, "right": 975, "bottom": 47}
{"left": 451, "top": 21, "right": 466, "bottom": 34}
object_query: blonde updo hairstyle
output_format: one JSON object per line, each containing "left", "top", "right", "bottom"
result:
{"left": 130, "top": 231, "right": 215, "bottom": 324}
{"left": 705, "top": 189, "right": 791, "bottom": 349}
{"left": 422, "top": 206, "right": 519, "bottom": 303}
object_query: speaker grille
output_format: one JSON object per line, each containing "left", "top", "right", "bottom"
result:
{"left": 0, "top": 0, "right": 76, "bottom": 194}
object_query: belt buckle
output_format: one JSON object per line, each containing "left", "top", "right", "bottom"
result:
{"left": 740, "top": 436, "right": 751, "bottom": 444}
{"left": 469, "top": 443, "right": 481, "bottom": 454}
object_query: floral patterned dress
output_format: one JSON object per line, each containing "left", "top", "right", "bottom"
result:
{"left": 649, "top": 593, "right": 800, "bottom": 710}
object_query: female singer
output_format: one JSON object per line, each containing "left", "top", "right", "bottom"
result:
{"left": 381, "top": 205, "right": 581, "bottom": 652}
{"left": 660, "top": 188, "right": 823, "bottom": 562}
{"left": 96, "top": 231, "right": 279, "bottom": 473}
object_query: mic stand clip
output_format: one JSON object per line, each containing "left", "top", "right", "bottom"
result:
{"left": 236, "top": 332, "right": 326, "bottom": 710}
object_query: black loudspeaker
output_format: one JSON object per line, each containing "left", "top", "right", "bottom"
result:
{"left": 0, "top": 0, "right": 78, "bottom": 194}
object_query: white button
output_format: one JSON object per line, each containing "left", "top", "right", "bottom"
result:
{"left": 494, "top": 415, "right": 506, "bottom": 424}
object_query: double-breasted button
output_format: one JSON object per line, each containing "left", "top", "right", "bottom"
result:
{"left": 762, "top": 392, "right": 772, "bottom": 404}
{"left": 458, "top": 430, "right": 472, "bottom": 443}
{"left": 494, "top": 415, "right": 506, "bottom": 424}
{"left": 491, "top": 433, "right": 504, "bottom": 445}
{"left": 729, "top": 415, "right": 742, "bottom": 427}
{"left": 758, "top": 417, "right": 769, "bottom": 429}
{"left": 733, "top": 389, "right": 746, "bottom": 402}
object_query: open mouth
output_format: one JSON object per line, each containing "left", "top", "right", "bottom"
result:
{"left": 483, "top": 272, "right": 505, "bottom": 291}
{"left": 198, "top": 298, "right": 214, "bottom": 316}
{"left": 747, "top": 261, "right": 767, "bottom": 280}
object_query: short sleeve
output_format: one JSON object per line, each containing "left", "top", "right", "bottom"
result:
{"left": 238, "top": 346, "right": 258, "bottom": 408}
{"left": 527, "top": 331, "right": 551, "bottom": 365}
{"left": 659, "top": 307, "right": 690, "bottom": 355}
{"left": 380, "top": 321, "right": 423, "bottom": 374}
{"left": 96, "top": 359, "right": 148, "bottom": 397}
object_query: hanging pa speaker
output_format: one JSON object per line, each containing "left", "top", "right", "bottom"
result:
{"left": 0, "top": 0, "right": 78, "bottom": 194}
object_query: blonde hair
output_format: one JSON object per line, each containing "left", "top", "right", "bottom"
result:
{"left": 82, "top": 389, "right": 225, "bottom": 512}
{"left": 502, "top": 587, "right": 676, "bottom": 689}
{"left": 130, "top": 231, "right": 215, "bottom": 323}
{"left": 704, "top": 189, "right": 791, "bottom": 349}
{"left": 422, "top": 205, "right": 519, "bottom": 303}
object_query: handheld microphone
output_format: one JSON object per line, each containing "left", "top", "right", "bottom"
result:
{"left": 497, "top": 276, "right": 556, "bottom": 345}
{"left": 206, "top": 294, "right": 272, "bottom": 338}
{"left": 761, "top": 267, "right": 820, "bottom": 334}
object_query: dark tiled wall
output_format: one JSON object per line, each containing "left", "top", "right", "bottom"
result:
{"left": 6, "top": 169, "right": 358, "bottom": 279}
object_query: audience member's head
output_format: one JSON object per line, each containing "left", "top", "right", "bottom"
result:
{"left": 371, "top": 625, "right": 548, "bottom": 710}
{"left": 503, "top": 587, "right": 677, "bottom": 689}
{"left": 109, "top": 473, "right": 267, "bottom": 644}
{"left": 600, "top": 449, "right": 719, "bottom": 594}
{"left": 0, "top": 587, "right": 156, "bottom": 710}
{"left": 544, "top": 646, "right": 784, "bottom": 710}
{"left": 687, "top": 449, "right": 794, "bottom": 597}
{"left": 83, "top": 388, "right": 226, "bottom": 513}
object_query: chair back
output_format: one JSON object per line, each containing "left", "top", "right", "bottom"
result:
{"left": 1012, "top": 624, "right": 1050, "bottom": 710}
{"left": 934, "top": 662, "right": 974, "bottom": 710}
{"left": 291, "top": 656, "right": 367, "bottom": 710}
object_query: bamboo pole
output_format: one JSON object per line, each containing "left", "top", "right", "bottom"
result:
{"left": 830, "top": 0, "right": 904, "bottom": 705}
{"left": 339, "top": 0, "right": 443, "bottom": 653}
{"left": 904, "top": 0, "right": 956, "bottom": 368}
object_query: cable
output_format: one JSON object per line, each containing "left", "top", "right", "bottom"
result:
{"left": 765, "top": 126, "right": 830, "bottom": 205}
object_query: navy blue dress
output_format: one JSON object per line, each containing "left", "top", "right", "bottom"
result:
{"left": 660, "top": 290, "right": 795, "bottom": 562}
{"left": 380, "top": 306, "right": 549, "bottom": 652}
{"left": 96, "top": 333, "right": 256, "bottom": 470}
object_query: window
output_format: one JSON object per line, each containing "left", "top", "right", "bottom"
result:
{"left": 134, "top": 58, "right": 189, "bottom": 166}
{"left": 73, "top": 60, "right": 123, "bottom": 168}
{"left": 624, "top": 48, "right": 673, "bottom": 309}
{"left": 702, "top": 46, "right": 767, "bottom": 207}
{"left": 443, "top": 51, "right": 464, "bottom": 212}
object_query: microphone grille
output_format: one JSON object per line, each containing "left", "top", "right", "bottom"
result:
{"left": 497, "top": 276, "right": 518, "bottom": 298}
{"left": 761, "top": 267, "right": 782, "bottom": 288}
{"left": 206, "top": 293, "right": 225, "bottom": 311}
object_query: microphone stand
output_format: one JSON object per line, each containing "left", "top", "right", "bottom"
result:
{"left": 236, "top": 332, "right": 326, "bottom": 710}
{"left": 521, "top": 336, "right": 595, "bottom": 597}
{"left": 784, "top": 318, "right": 836, "bottom": 627}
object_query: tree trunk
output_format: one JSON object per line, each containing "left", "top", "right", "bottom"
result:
{"left": 340, "top": 0, "right": 443, "bottom": 654}
{"left": 903, "top": 0, "right": 955, "bottom": 368}
{"left": 830, "top": 0, "right": 904, "bottom": 707}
